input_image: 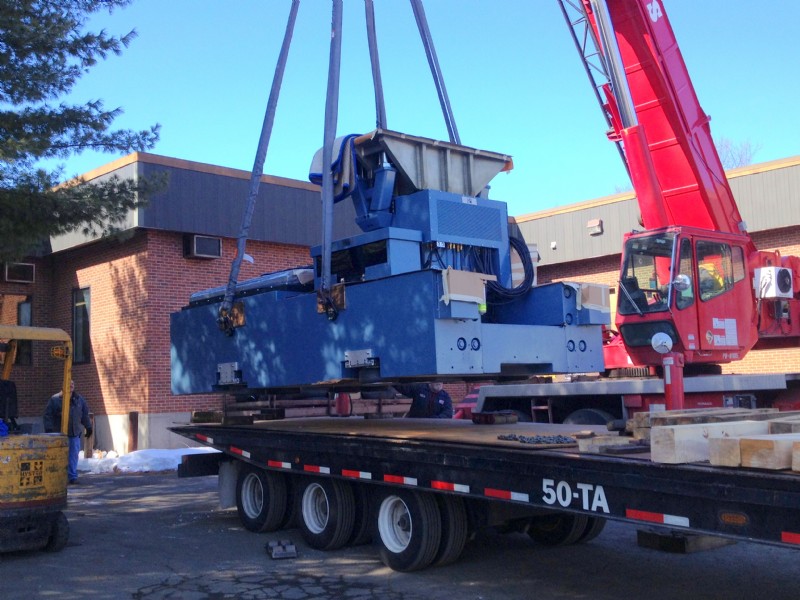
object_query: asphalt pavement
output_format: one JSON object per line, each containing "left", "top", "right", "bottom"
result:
{"left": 2, "top": 471, "right": 799, "bottom": 599}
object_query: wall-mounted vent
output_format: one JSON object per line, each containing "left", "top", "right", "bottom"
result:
{"left": 183, "top": 235, "right": 222, "bottom": 259}
{"left": 4, "top": 262, "right": 35, "bottom": 283}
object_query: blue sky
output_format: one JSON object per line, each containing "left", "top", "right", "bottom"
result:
{"left": 60, "top": 0, "right": 800, "bottom": 218}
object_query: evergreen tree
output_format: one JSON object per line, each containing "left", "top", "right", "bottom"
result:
{"left": 0, "top": 0, "right": 161, "bottom": 261}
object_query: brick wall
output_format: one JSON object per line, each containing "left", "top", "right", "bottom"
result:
{"left": 2, "top": 231, "right": 311, "bottom": 426}
{"left": 537, "top": 226, "right": 800, "bottom": 375}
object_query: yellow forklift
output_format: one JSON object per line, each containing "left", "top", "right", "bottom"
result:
{"left": 0, "top": 325, "right": 73, "bottom": 553}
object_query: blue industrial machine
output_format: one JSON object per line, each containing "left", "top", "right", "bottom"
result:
{"left": 170, "top": 130, "right": 609, "bottom": 395}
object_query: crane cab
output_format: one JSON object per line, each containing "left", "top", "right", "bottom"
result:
{"left": 615, "top": 226, "right": 757, "bottom": 367}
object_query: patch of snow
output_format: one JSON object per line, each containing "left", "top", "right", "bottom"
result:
{"left": 78, "top": 447, "right": 219, "bottom": 474}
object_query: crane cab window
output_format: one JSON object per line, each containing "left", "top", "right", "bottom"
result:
{"left": 675, "top": 239, "right": 694, "bottom": 310}
{"left": 619, "top": 233, "right": 674, "bottom": 315}
{"left": 695, "top": 241, "right": 744, "bottom": 302}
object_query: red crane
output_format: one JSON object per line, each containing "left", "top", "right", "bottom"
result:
{"left": 561, "top": 0, "right": 800, "bottom": 375}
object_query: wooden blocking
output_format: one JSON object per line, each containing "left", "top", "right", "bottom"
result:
{"left": 578, "top": 434, "right": 646, "bottom": 454}
{"left": 636, "top": 529, "right": 736, "bottom": 553}
{"left": 649, "top": 408, "right": 777, "bottom": 427}
{"left": 793, "top": 441, "right": 800, "bottom": 472}
{"left": 708, "top": 436, "right": 744, "bottom": 467}
{"left": 739, "top": 434, "right": 800, "bottom": 470}
{"left": 768, "top": 416, "right": 800, "bottom": 434}
{"left": 650, "top": 421, "right": 769, "bottom": 464}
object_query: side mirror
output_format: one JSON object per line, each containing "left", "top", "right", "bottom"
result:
{"left": 672, "top": 273, "right": 691, "bottom": 292}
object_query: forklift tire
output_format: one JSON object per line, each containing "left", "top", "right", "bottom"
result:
{"left": 236, "top": 466, "right": 287, "bottom": 533}
{"left": 576, "top": 516, "right": 607, "bottom": 543}
{"left": 376, "top": 489, "right": 441, "bottom": 572}
{"left": 527, "top": 512, "right": 589, "bottom": 546}
{"left": 432, "top": 495, "right": 468, "bottom": 567}
{"left": 44, "top": 511, "right": 69, "bottom": 552}
{"left": 298, "top": 478, "right": 355, "bottom": 551}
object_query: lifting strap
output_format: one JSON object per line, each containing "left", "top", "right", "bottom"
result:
{"left": 219, "top": 0, "right": 300, "bottom": 334}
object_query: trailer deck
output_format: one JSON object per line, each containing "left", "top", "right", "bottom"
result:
{"left": 172, "top": 417, "right": 800, "bottom": 550}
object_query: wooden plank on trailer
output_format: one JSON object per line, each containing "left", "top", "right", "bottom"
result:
{"left": 793, "top": 441, "right": 800, "bottom": 473}
{"left": 650, "top": 421, "right": 770, "bottom": 464}
{"left": 649, "top": 408, "right": 778, "bottom": 428}
{"left": 768, "top": 417, "right": 800, "bottom": 434}
{"left": 739, "top": 434, "right": 800, "bottom": 470}
{"left": 708, "top": 436, "right": 744, "bottom": 467}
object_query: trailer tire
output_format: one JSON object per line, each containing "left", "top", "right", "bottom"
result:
{"left": 298, "top": 478, "right": 355, "bottom": 551}
{"left": 280, "top": 475, "right": 298, "bottom": 529}
{"left": 527, "top": 512, "right": 589, "bottom": 546}
{"left": 236, "top": 466, "right": 287, "bottom": 533}
{"left": 44, "top": 511, "right": 69, "bottom": 552}
{"left": 377, "top": 489, "right": 441, "bottom": 572}
{"left": 576, "top": 516, "right": 607, "bottom": 543}
{"left": 348, "top": 484, "right": 373, "bottom": 546}
{"left": 433, "top": 495, "right": 468, "bottom": 567}
{"left": 563, "top": 408, "right": 614, "bottom": 425}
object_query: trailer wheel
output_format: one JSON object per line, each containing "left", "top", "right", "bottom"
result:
{"left": 527, "top": 512, "right": 589, "bottom": 546}
{"left": 433, "top": 495, "right": 468, "bottom": 566}
{"left": 576, "top": 516, "right": 607, "bottom": 543}
{"left": 563, "top": 408, "right": 614, "bottom": 425}
{"left": 348, "top": 484, "right": 373, "bottom": 546}
{"left": 44, "top": 511, "right": 69, "bottom": 552}
{"left": 298, "top": 478, "right": 355, "bottom": 551}
{"left": 280, "top": 475, "right": 298, "bottom": 529}
{"left": 236, "top": 466, "right": 287, "bottom": 532}
{"left": 377, "top": 490, "right": 441, "bottom": 572}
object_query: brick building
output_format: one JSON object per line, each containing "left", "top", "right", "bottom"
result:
{"left": 1, "top": 153, "right": 798, "bottom": 452}
{"left": 1, "top": 153, "right": 358, "bottom": 453}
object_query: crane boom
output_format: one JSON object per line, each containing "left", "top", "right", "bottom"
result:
{"left": 586, "top": 0, "right": 748, "bottom": 239}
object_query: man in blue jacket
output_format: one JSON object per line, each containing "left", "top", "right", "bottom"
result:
{"left": 398, "top": 382, "right": 453, "bottom": 419}
{"left": 44, "top": 380, "right": 92, "bottom": 484}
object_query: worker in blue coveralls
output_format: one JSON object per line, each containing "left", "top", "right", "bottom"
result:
{"left": 398, "top": 382, "right": 453, "bottom": 419}
{"left": 43, "top": 380, "right": 92, "bottom": 484}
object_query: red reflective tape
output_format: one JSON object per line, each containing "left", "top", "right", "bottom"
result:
{"left": 432, "top": 481, "right": 455, "bottom": 491}
{"left": 230, "top": 446, "right": 244, "bottom": 456}
{"left": 782, "top": 531, "right": 800, "bottom": 545}
{"left": 626, "top": 509, "right": 664, "bottom": 524}
{"left": 267, "top": 460, "right": 290, "bottom": 469}
{"left": 485, "top": 488, "right": 512, "bottom": 500}
{"left": 197, "top": 434, "right": 210, "bottom": 443}
{"left": 342, "top": 469, "right": 361, "bottom": 479}
{"left": 303, "top": 465, "right": 330, "bottom": 474}
{"left": 383, "top": 474, "right": 417, "bottom": 486}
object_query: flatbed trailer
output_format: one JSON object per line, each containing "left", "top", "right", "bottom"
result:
{"left": 172, "top": 416, "right": 800, "bottom": 571}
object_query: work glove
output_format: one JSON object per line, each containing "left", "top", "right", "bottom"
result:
{"left": 85, "top": 428, "right": 93, "bottom": 438}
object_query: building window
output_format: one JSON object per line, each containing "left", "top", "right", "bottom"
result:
{"left": 15, "top": 297, "right": 32, "bottom": 365}
{"left": 0, "top": 294, "right": 32, "bottom": 365}
{"left": 73, "top": 288, "right": 91, "bottom": 363}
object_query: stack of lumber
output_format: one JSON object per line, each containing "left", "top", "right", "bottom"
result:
{"left": 645, "top": 408, "right": 800, "bottom": 472}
